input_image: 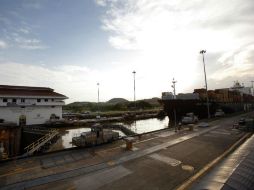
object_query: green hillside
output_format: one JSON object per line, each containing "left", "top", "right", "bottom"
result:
{"left": 64, "top": 97, "right": 161, "bottom": 113}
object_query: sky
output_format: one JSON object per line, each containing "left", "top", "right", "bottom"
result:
{"left": 0, "top": 0, "right": 253, "bottom": 103}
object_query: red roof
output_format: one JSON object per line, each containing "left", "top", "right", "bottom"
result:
{"left": 0, "top": 85, "right": 67, "bottom": 98}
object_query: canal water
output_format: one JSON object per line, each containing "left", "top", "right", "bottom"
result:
{"left": 48, "top": 117, "right": 169, "bottom": 152}
{"left": 119, "top": 117, "right": 169, "bottom": 134}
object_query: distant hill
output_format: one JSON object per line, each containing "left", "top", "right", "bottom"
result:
{"left": 107, "top": 98, "right": 129, "bottom": 104}
{"left": 67, "top": 101, "right": 95, "bottom": 107}
{"left": 64, "top": 97, "right": 161, "bottom": 113}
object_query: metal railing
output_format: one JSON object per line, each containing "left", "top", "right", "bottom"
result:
{"left": 23, "top": 128, "right": 59, "bottom": 156}
{"left": 23, "top": 126, "right": 54, "bottom": 134}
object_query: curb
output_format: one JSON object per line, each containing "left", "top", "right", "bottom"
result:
{"left": 175, "top": 132, "right": 252, "bottom": 190}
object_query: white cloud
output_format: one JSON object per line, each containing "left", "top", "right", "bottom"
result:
{"left": 0, "top": 40, "right": 7, "bottom": 49}
{"left": 211, "top": 44, "right": 254, "bottom": 80}
{"left": 97, "top": 0, "right": 254, "bottom": 91}
{"left": 0, "top": 62, "right": 141, "bottom": 103}
{"left": 95, "top": 0, "right": 107, "bottom": 6}
{"left": 100, "top": 0, "right": 254, "bottom": 52}
{"left": 14, "top": 37, "right": 47, "bottom": 50}
{"left": 19, "top": 28, "right": 30, "bottom": 34}
{"left": 0, "top": 13, "right": 46, "bottom": 50}
{"left": 0, "top": 62, "right": 95, "bottom": 103}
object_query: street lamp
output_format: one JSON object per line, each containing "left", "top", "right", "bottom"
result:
{"left": 200, "top": 50, "right": 210, "bottom": 119}
{"left": 97, "top": 82, "right": 100, "bottom": 117}
{"left": 171, "top": 78, "right": 177, "bottom": 131}
{"left": 251, "top": 80, "right": 254, "bottom": 96}
{"left": 132, "top": 71, "right": 136, "bottom": 109}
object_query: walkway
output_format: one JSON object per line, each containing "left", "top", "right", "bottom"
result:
{"left": 189, "top": 133, "right": 254, "bottom": 190}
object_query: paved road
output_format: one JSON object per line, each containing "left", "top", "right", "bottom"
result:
{"left": 0, "top": 112, "right": 253, "bottom": 190}
{"left": 189, "top": 130, "right": 254, "bottom": 190}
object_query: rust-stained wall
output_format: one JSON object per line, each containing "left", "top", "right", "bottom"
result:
{"left": 0, "top": 125, "right": 21, "bottom": 159}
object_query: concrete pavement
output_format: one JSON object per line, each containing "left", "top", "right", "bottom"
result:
{"left": 0, "top": 112, "right": 253, "bottom": 190}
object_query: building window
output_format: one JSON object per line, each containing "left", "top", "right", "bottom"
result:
{"left": 21, "top": 99, "right": 25, "bottom": 103}
{"left": 45, "top": 99, "right": 48, "bottom": 102}
{"left": 3, "top": 98, "right": 7, "bottom": 102}
{"left": 12, "top": 99, "right": 17, "bottom": 103}
{"left": 37, "top": 99, "right": 41, "bottom": 102}
{"left": 51, "top": 99, "right": 54, "bottom": 102}
{"left": 51, "top": 106, "right": 55, "bottom": 108}
{"left": 37, "top": 114, "right": 40, "bottom": 117}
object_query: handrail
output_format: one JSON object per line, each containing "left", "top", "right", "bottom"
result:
{"left": 24, "top": 128, "right": 59, "bottom": 155}
{"left": 23, "top": 126, "right": 55, "bottom": 131}
{"left": 23, "top": 127, "right": 56, "bottom": 134}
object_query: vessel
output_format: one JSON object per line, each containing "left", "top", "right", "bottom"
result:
{"left": 161, "top": 81, "right": 254, "bottom": 123}
{"left": 72, "top": 123, "right": 119, "bottom": 147}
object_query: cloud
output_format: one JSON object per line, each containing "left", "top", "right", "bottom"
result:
{"left": 0, "top": 9, "right": 46, "bottom": 50}
{"left": 95, "top": 0, "right": 107, "bottom": 6}
{"left": 211, "top": 44, "right": 254, "bottom": 80}
{"left": 18, "top": 28, "right": 30, "bottom": 34}
{"left": 22, "top": 0, "right": 42, "bottom": 9}
{"left": 99, "top": 0, "right": 254, "bottom": 51}
{"left": 0, "top": 40, "right": 7, "bottom": 49}
{"left": 0, "top": 60, "right": 171, "bottom": 103}
{"left": 97, "top": 0, "right": 254, "bottom": 90}
{"left": 0, "top": 62, "right": 96, "bottom": 103}
{"left": 14, "top": 37, "right": 47, "bottom": 50}
{"left": 0, "top": 62, "right": 141, "bottom": 103}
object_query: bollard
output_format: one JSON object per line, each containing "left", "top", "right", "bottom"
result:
{"left": 188, "top": 124, "right": 194, "bottom": 131}
{"left": 124, "top": 137, "right": 135, "bottom": 150}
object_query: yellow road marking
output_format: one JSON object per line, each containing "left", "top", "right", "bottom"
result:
{"left": 175, "top": 133, "right": 251, "bottom": 190}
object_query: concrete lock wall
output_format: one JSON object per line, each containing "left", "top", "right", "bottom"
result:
{"left": 0, "top": 106, "right": 62, "bottom": 125}
{"left": 0, "top": 126, "right": 21, "bottom": 158}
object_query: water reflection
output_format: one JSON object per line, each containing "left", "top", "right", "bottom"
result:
{"left": 120, "top": 118, "right": 169, "bottom": 134}
{"left": 61, "top": 128, "right": 91, "bottom": 148}
{"left": 50, "top": 127, "right": 126, "bottom": 151}
{"left": 49, "top": 117, "right": 168, "bottom": 152}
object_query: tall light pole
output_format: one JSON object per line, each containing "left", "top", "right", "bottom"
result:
{"left": 200, "top": 50, "right": 210, "bottom": 119}
{"left": 251, "top": 81, "right": 254, "bottom": 96}
{"left": 171, "top": 78, "right": 177, "bottom": 131}
{"left": 172, "top": 78, "right": 177, "bottom": 99}
{"left": 97, "top": 82, "right": 100, "bottom": 116}
{"left": 132, "top": 71, "right": 136, "bottom": 109}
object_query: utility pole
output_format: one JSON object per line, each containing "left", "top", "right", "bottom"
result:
{"left": 251, "top": 81, "right": 254, "bottom": 96}
{"left": 132, "top": 71, "right": 136, "bottom": 110}
{"left": 200, "top": 50, "right": 210, "bottom": 119}
{"left": 171, "top": 78, "right": 177, "bottom": 131}
{"left": 97, "top": 82, "right": 100, "bottom": 118}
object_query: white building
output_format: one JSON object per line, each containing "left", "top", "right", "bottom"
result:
{"left": 0, "top": 85, "right": 67, "bottom": 126}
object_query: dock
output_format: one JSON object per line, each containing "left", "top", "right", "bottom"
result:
{"left": 55, "top": 113, "right": 159, "bottom": 127}
{"left": 0, "top": 112, "right": 253, "bottom": 190}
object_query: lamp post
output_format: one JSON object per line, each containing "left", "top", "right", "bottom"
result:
{"left": 200, "top": 50, "right": 210, "bottom": 119}
{"left": 251, "top": 81, "right": 254, "bottom": 96}
{"left": 97, "top": 82, "right": 100, "bottom": 117}
{"left": 171, "top": 78, "right": 177, "bottom": 131}
{"left": 132, "top": 71, "right": 136, "bottom": 109}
